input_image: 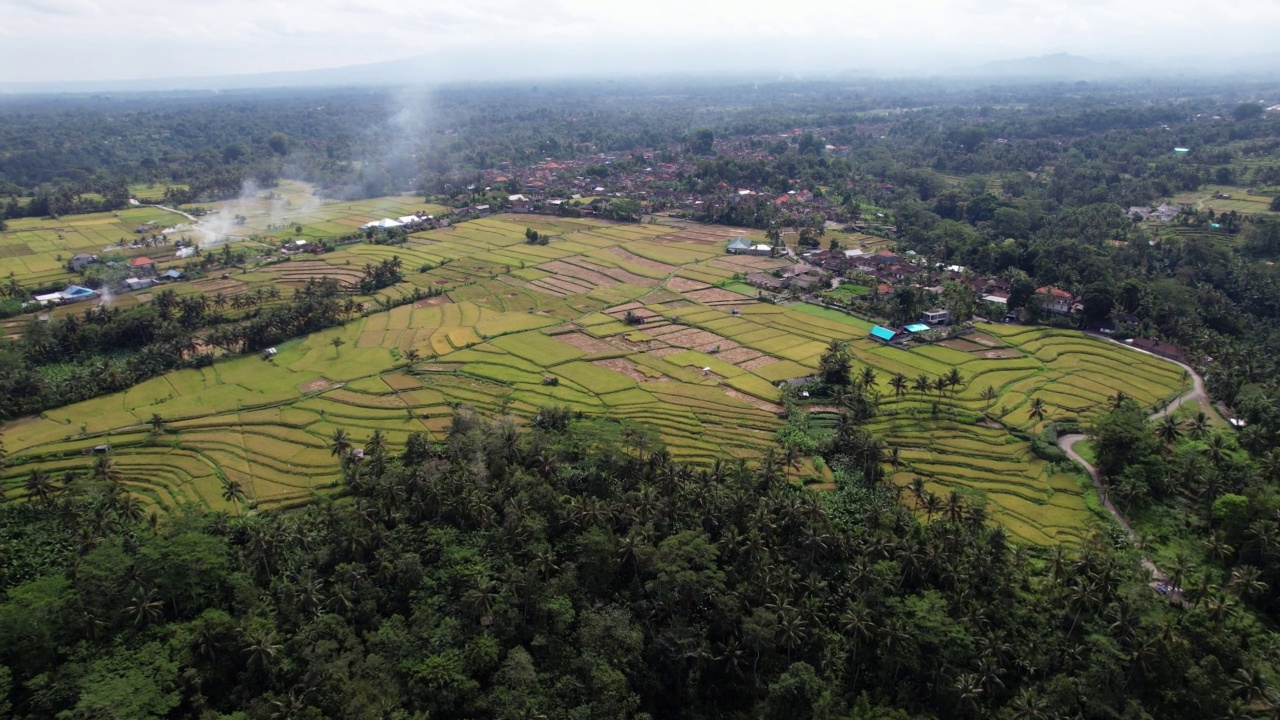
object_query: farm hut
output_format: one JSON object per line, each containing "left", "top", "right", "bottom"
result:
{"left": 129, "top": 256, "right": 157, "bottom": 277}
{"left": 159, "top": 269, "right": 185, "bottom": 282}
{"left": 122, "top": 277, "right": 154, "bottom": 292}
{"left": 869, "top": 326, "right": 898, "bottom": 343}
{"left": 69, "top": 253, "right": 98, "bottom": 272}
{"left": 726, "top": 237, "right": 752, "bottom": 254}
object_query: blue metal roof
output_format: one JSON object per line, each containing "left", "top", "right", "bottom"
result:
{"left": 905, "top": 323, "right": 930, "bottom": 333}
{"left": 870, "top": 326, "right": 897, "bottom": 341}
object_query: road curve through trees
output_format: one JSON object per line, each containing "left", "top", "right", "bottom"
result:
{"left": 1057, "top": 337, "right": 1207, "bottom": 600}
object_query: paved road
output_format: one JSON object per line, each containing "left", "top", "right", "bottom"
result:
{"left": 1058, "top": 336, "right": 1204, "bottom": 602}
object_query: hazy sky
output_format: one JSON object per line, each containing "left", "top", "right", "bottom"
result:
{"left": 2, "top": 0, "right": 1279, "bottom": 83}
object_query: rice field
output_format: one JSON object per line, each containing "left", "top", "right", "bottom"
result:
{"left": 0, "top": 205, "right": 1192, "bottom": 545}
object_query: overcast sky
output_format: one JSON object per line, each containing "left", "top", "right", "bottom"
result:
{"left": 2, "top": 0, "right": 1279, "bottom": 84}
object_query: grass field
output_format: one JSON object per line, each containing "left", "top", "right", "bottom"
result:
{"left": 0, "top": 204, "right": 1193, "bottom": 546}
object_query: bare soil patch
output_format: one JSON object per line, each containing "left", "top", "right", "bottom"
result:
{"left": 300, "top": 378, "right": 338, "bottom": 394}
{"left": 593, "top": 358, "right": 665, "bottom": 382}
{"left": 665, "top": 277, "right": 710, "bottom": 292}
{"left": 647, "top": 347, "right": 684, "bottom": 358}
{"left": 415, "top": 295, "right": 454, "bottom": 307}
{"left": 684, "top": 287, "right": 754, "bottom": 304}
{"left": 939, "top": 338, "right": 984, "bottom": 352}
{"left": 555, "top": 332, "right": 616, "bottom": 354}
{"left": 719, "top": 347, "right": 764, "bottom": 364}
{"left": 738, "top": 355, "right": 780, "bottom": 372}
{"left": 661, "top": 327, "right": 734, "bottom": 350}
{"left": 605, "top": 246, "right": 677, "bottom": 273}
{"left": 979, "top": 348, "right": 1023, "bottom": 359}
{"left": 967, "top": 332, "right": 1002, "bottom": 346}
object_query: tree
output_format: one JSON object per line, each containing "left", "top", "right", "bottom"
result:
{"left": 331, "top": 337, "right": 345, "bottom": 356}
{"left": 24, "top": 468, "right": 56, "bottom": 506}
{"left": 981, "top": 385, "right": 998, "bottom": 412}
{"left": 329, "top": 428, "right": 352, "bottom": 457}
{"left": 890, "top": 373, "right": 908, "bottom": 399}
{"left": 221, "top": 478, "right": 246, "bottom": 515}
{"left": 1232, "top": 102, "right": 1264, "bottom": 121}
{"left": 1028, "top": 397, "right": 1047, "bottom": 424}
{"left": 149, "top": 413, "right": 165, "bottom": 435}
{"left": 1187, "top": 411, "right": 1211, "bottom": 440}
{"left": 1156, "top": 414, "right": 1183, "bottom": 447}
{"left": 944, "top": 368, "right": 964, "bottom": 401}
{"left": 690, "top": 128, "right": 715, "bottom": 155}
{"left": 818, "top": 340, "right": 852, "bottom": 387}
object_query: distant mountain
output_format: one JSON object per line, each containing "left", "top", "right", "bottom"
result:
{"left": 964, "top": 53, "right": 1131, "bottom": 80}
{"left": 0, "top": 55, "right": 440, "bottom": 94}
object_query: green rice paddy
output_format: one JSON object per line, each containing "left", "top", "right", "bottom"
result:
{"left": 0, "top": 200, "right": 1192, "bottom": 545}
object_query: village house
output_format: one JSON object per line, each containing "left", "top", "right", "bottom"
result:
{"left": 1037, "top": 286, "right": 1075, "bottom": 314}
{"left": 128, "top": 256, "right": 157, "bottom": 277}
{"left": 508, "top": 194, "right": 531, "bottom": 212}
{"left": 921, "top": 308, "right": 951, "bottom": 325}
{"left": 745, "top": 271, "right": 788, "bottom": 292}
{"left": 726, "top": 237, "right": 773, "bottom": 256}
{"left": 34, "top": 284, "right": 99, "bottom": 305}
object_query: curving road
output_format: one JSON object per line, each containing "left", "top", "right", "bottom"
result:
{"left": 1057, "top": 336, "right": 1205, "bottom": 602}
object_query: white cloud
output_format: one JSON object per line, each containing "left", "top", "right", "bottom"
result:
{"left": 0, "top": 0, "right": 1277, "bottom": 83}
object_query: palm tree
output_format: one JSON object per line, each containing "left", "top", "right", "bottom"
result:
{"left": 923, "top": 492, "right": 943, "bottom": 522}
{"left": 1109, "top": 391, "right": 1128, "bottom": 410}
{"left": 24, "top": 469, "right": 56, "bottom": 506}
{"left": 1156, "top": 414, "right": 1182, "bottom": 446}
{"left": 890, "top": 373, "right": 907, "bottom": 399}
{"left": 1028, "top": 397, "right": 1047, "bottom": 424}
{"left": 329, "top": 428, "right": 352, "bottom": 457}
{"left": 909, "top": 476, "right": 927, "bottom": 509}
{"left": 944, "top": 368, "right": 964, "bottom": 401}
{"left": 1204, "top": 434, "right": 1232, "bottom": 466}
{"left": 365, "top": 430, "right": 387, "bottom": 457}
{"left": 91, "top": 455, "right": 124, "bottom": 485}
{"left": 1187, "top": 411, "right": 1211, "bottom": 440}
{"left": 945, "top": 490, "right": 965, "bottom": 523}
{"left": 149, "top": 413, "right": 166, "bottom": 435}
{"left": 222, "top": 479, "right": 246, "bottom": 516}
{"left": 242, "top": 628, "right": 283, "bottom": 674}
{"left": 932, "top": 376, "right": 947, "bottom": 399}
{"left": 404, "top": 347, "right": 420, "bottom": 364}
{"left": 860, "top": 366, "right": 877, "bottom": 389}
{"left": 913, "top": 373, "right": 931, "bottom": 395}
{"left": 981, "top": 385, "right": 998, "bottom": 412}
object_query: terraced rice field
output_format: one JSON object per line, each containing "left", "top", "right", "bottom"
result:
{"left": 0, "top": 207, "right": 1191, "bottom": 546}
{"left": 0, "top": 206, "right": 189, "bottom": 289}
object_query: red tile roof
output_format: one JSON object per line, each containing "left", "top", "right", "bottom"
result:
{"left": 129, "top": 257, "right": 155, "bottom": 266}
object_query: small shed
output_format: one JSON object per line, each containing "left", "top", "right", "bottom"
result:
{"left": 870, "top": 326, "right": 898, "bottom": 343}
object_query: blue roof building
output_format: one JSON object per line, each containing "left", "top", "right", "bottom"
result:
{"left": 870, "top": 326, "right": 897, "bottom": 342}
{"left": 904, "top": 323, "right": 931, "bottom": 333}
